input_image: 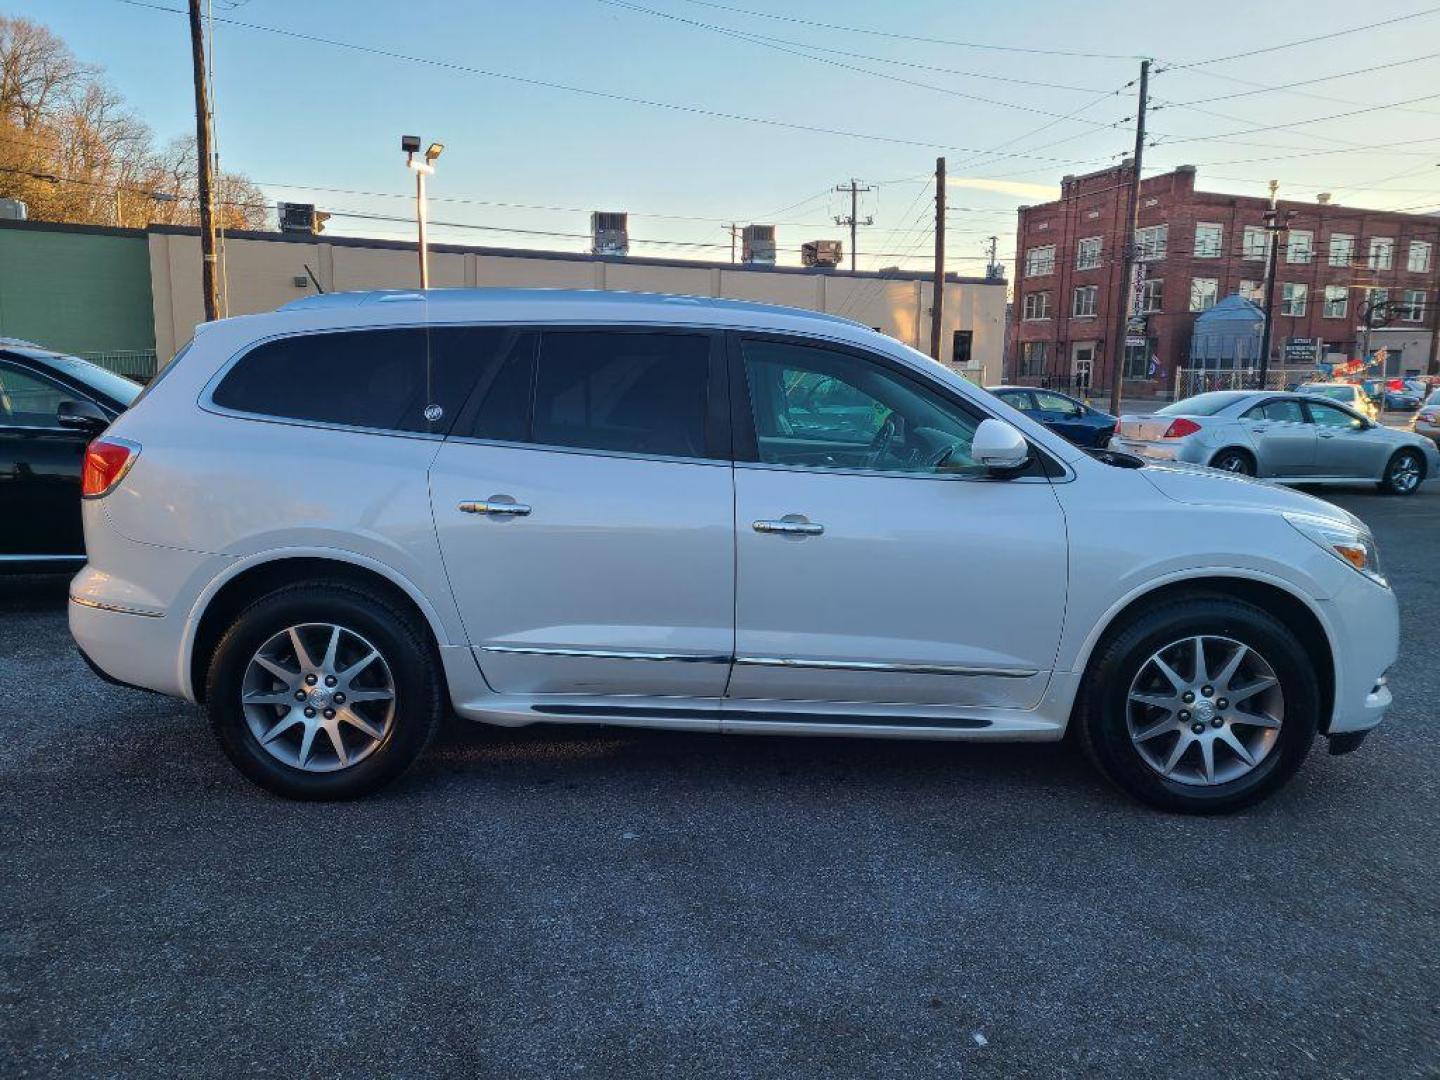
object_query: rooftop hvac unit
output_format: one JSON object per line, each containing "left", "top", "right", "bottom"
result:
{"left": 742, "top": 224, "right": 776, "bottom": 265}
{"left": 801, "top": 239, "right": 842, "bottom": 268}
{"left": 0, "top": 198, "right": 28, "bottom": 221}
{"left": 277, "top": 202, "right": 329, "bottom": 234}
{"left": 591, "top": 211, "right": 629, "bottom": 256}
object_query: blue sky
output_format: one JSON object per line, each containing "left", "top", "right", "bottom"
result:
{"left": 16, "top": 0, "right": 1440, "bottom": 271}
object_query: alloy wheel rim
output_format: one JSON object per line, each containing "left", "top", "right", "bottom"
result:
{"left": 1126, "top": 635, "right": 1284, "bottom": 787}
{"left": 1218, "top": 455, "right": 1248, "bottom": 474}
{"left": 1393, "top": 455, "right": 1421, "bottom": 492}
{"left": 240, "top": 623, "right": 396, "bottom": 773}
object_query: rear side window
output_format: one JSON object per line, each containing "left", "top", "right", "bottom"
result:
{"left": 465, "top": 330, "right": 711, "bottom": 458}
{"left": 212, "top": 326, "right": 511, "bottom": 434}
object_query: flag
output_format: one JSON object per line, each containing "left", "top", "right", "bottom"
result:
{"left": 1148, "top": 354, "right": 1161, "bottom": 376}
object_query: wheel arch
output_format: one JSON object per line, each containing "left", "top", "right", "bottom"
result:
{"left": 185, "top": 551, "right": 452, "bottom": 704}
{"left": 1208, "top": 445, "right": 1257, "bottom": 473}
{"left": 1070, "top": 574, "right": 1336, "bottom": 734}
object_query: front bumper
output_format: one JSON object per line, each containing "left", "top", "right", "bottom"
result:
{"left": 1319, "top": 572, "right": 1399, "bottom": 736}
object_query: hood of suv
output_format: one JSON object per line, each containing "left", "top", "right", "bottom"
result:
{"left": 1139, "top": 462, "right": 1362, "bottom": 528}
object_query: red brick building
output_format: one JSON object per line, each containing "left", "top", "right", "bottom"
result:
{"left": 1009, "top": 163, "right": 1440, "bottom": 394}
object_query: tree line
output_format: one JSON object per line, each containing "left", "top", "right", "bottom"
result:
{"left": 0, "top": 15, "right": 266, "bottom": 230}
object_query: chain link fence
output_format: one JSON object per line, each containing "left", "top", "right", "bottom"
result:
{"left": 1175, "top": 367, "right": 1320, "bottom": 398}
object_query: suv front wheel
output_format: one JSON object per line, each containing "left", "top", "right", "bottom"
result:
{"left": 206, "top": 582, "right": 442, "bottom": 800}
{"left": 1077, "top": 596, "right": 1319, "bottom": 813}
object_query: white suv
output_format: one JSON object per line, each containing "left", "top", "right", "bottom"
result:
{"left": 70, "top": 290, "right": 1398, "bottom": 811}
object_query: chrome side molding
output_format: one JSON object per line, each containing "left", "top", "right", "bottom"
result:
{"left": 481, "top": 645, "right": 729, "bottom": 663}
{"left": 735, "top": 656, "right": 1038, "bottom": 678}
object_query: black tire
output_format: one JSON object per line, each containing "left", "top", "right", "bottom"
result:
{"left": 1377, "top": 448, "right": 1426, "bottom": 496}
{"left": 206, "top": 582, "right": 442, "bottom": 800}
{"left": 1209, "top": 448, "right": 1255, "bottom": 476}
{"left": 1075, "top": 595, "right": 1319, "bottom": 814}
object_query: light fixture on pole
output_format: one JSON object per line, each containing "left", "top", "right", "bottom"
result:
{"left": 403, "top": 136, "right": 444, "bottom": 288}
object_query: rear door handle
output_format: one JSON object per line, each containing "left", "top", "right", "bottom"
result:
{"left": 459, "top": 499, "right": 531, "bottom": 517}
{"left": 753, "top": 517, "right": 823, "bottom": 536}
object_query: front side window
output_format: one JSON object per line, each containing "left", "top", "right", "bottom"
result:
{"left": 1034, "top": 391, "right": 1081, "bottom": 415}
{"left": 1329, "top": 233, "right": 1355, "bottom": 267}
{"left": 1023, "top": 291, "right": 1052, "bottom": 320}
{"left": 1307, "top": 401, "right": 1364, "bottom": 430}
{"left": 1024, "top": 245, "right": 1056, "bottom": 277}
{"left": 527, "top": 331, "right": 711, "bottom": 458}
{"left": 1323, "top": 285, "right": 1348, "bottom": 319}
{"left": 1189, "top": 278, "right": 1218, "bottom": 312}
{"left": 1286, "top": 230, "right": 1313, "bottom": 264}
{"left": 1369, "top": 237, "right": 1394, "bottom": 270}
{"left": 1076, "top": 236, "right": 1102, "bottom": 270}
{"left": 1072, "top": 285, "right": 1098, "bottom": 317}
{"left": 741, "top": 338, "right": 984, "bottom": 476}
{"left": 211, "top": 327, "right": 493, "bottom": 434}
{"left": 0, "top": 363, "right": 73, "bottom": 428}
{"left": 1408, "top": 239, "right": 1431, "bottom": 273}
{"left": 1135, "top": 225, "right": 1168, "bottom": 261}
{"left": 1281, "top": 283, "right": 1308, "bottom": 317}
{"left": 1242, "top": 226, "right": 1268, "bottom": 260}
{"left": 1194, "top": 223, "right": 1222, "bottom": 259}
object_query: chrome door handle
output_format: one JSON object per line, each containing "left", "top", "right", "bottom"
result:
{"left": 459, "top": 500, "right": 531, "bottom": 516}
{"left": 753, "top": 518, "right": 823, "bottom": 536}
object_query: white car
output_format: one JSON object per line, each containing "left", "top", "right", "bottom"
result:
{"left": 70, "top": 289, "right": 1398, "bottom": 812}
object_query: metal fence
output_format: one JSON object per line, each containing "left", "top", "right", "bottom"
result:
{"left": 1175, "top": 367, "right": 1320, "bottom": 398}
{"left": 81, "top": 350, "right": 158, "bottom": 382}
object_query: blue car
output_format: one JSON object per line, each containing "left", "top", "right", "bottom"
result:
{"left": 987, "top": 386, "right": 1117, "bottom": 448}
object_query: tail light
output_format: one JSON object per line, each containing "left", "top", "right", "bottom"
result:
{"left": 82, "top": 437, "right": 140, "bottom": 498}
{"left": 1162, "top": 418, "right": 1201, "bottom": 438}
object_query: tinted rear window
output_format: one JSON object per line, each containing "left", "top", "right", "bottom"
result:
{"left": 213, "top": 326, "right": 512, "bottom": 434}
{"left": 1157, "top": 392, "right": 1250, "bottom": 417}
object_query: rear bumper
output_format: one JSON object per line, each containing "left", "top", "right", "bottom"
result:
{"left": 69, "top": 595, "right": 191, "bottom": 698}
{"left": 1108, "top": 437, "right": 1207, "bottom": 465}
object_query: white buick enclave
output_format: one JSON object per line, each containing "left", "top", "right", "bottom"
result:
{"left": 70, "top": 289, "right": 1397, "bottom": 811}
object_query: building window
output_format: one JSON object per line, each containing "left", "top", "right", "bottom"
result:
{"left": 1075, "top": 236, "right": 1102, "bottom": 271}
{"left": 1401, "top": 289, "right": 1426, "bottom": 322}
{"left": 1368, "top": 237, "right": 1394, "bottom": 270}
{"left": 1194, "top": 223, "right": 1222, "bottom": 259}
{"left": 1280, "top": 282, "right": 1308, "bottom": 317}
{"left": 1022, "top": 291, "right": 1052, "bottom": 320}
{"left": 1238, "top": 279, "right": 1263, "bottom": 302}
{"left": 1242, "top": 226, "right": 1268, "bottom": 260}
{"left": 952, "top": 329, "right": 974, "bottom": 367}
{"left": 1408, "top": 240, "right": 1431, "bottom": 273}
{"left": 1072, "top": 285, "right": 1098, "bottom": 318}
{"left": 1024, "top": 245, "right": 1056, "bottom": 277}
{"left": 1286, "top": 230, "right": 1313, "bottom": 264}
{"left": 1019, "top": 341, "right": 1050, "bottom": 377}
{"left": 1135, "top": 225, "right": 1168, "bottom": 261}
{"left": 1189, "top": 278, "right": 1219, "bottom": 312}
{"left": 1328, "top": 234, "right": 1355, "bottom": 268}
{"left": 1141, "top": 278, "right": 1163, "bottom": 313}
{"left": 1124, "top": 341, "right": 1154, "bottom": 379}
{"left": 1323, "top": 285, "right": 1348, "bottom": 319}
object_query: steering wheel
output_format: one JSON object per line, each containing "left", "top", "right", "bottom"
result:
{"left": 866, "top": 413, "right": 898, "bottom": 468}
{"left": 921, "top": 439, "right": 963, "bottom": 472}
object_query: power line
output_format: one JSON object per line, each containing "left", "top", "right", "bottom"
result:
{"left": 111, "top": 0, "right": 1111, "bottom": 167}
{"left": 1153, "top": 89, "right": 1440, "bottom": 146}
{"left": 671, "top": 0, "right": 1141, "bottom": 59}
{"left": 1165, "top": 6, "right": 1440, "bottom": 69}
{"left": 1156, "top": 51, "right": 1440, "bottom": 109}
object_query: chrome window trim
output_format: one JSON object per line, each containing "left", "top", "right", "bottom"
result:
{"left": 734, "top": 656, "right": 1039, "bottom": 678}
{"left": 734, "top": 459, "right": 1059, "bottom": 484}
{"left": 481, "top": 645, "right": 730, "bottom": 663}
{"left": 3, "top": 553, "right": 86, "bottom": 562}
{"left": 444, "top": 434, "right": 730, "bottom": 469}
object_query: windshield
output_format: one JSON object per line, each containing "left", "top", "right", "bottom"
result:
{"left": 1299, "top": 384, "right": 1353, "bottom": 403}
{"left": 1156, "top": 391, "right": 1250, "bottom": 417}
{"left": 11, "top": 349, "right": 142, "bottom": 406}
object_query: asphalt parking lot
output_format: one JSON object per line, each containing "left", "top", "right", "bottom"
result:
{"left": 3, "top": 485, "right": 1438, "bottom": 1079}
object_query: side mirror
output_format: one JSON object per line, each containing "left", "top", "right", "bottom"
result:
{"left": 57, "top": 398, "right": 109, "bottom": 432}
{"left": 973, "top": 418, "right": 1031, "bottom": 474}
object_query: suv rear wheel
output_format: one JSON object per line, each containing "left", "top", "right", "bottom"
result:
{"left": 206, "top": 583, "right": 442, "bottom": 800}
{"left": 1076, "top": 596, "right": 1319, "bottom": 813}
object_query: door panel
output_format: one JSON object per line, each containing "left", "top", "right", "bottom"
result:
{"left": 729, "top": 334, "right": 1067, "bottom": 709}
{"left": 1247, "top": 400, "right": 1314, "bottom": 477}
{"left": 0, "top": 363, "right": 93, "bottom": 558}
{"left": 1307, "top": 402, "right": 1388, "bottom": 477}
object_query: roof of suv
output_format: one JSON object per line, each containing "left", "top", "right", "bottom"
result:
{"left": 277, "top": 287, "right": 871, "bottom": 332}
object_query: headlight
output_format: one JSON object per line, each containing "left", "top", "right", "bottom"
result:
{"left": 1284, "top": 512, "right": 1387, "bottom": 587}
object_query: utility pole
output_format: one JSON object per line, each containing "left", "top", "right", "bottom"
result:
{"left": 985, "top": 235, "right": 1000, "bottom": 281}
{"left": 835, "top": 178, "right": 874, "bottom": 272}
{"left": 1259, "top": 194, "right": 1296, "bottom": 389}
{"left": 930, "top": 157, "right": 946, "bottom": 362}
{"left": 187, "top": 0, "right": 219, "bottom": 322}
{"left": 725, "top": 222, "right": 740, "bottom": 264}
{"left": 1108, "top": 59, "right": 1149, "bottom": 417}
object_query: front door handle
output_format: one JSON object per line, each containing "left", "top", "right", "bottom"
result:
{"left": 753, "top": 517, "right": 823, "bottom": 536}
{"left": 459, "top": 499, "right": 531, "bottom": 517}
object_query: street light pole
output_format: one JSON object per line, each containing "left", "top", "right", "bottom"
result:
{"left": 403, "top": 136, "right": 444, "bottom": 289}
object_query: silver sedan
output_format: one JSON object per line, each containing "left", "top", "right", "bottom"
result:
{"left": 1111, "top": 390, "right": 1440, "bottom": 495}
